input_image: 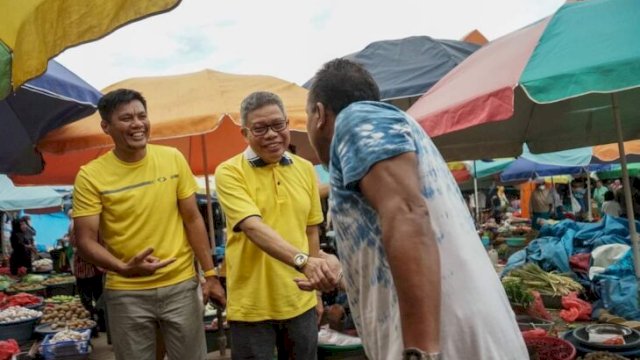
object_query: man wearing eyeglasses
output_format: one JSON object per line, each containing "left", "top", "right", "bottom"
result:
{"left": 215, "top": 91, "right": 336, "bottom": 359}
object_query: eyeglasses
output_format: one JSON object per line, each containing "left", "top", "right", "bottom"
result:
{"left": 246, "top": 120, "right": 289, "bottom": 136}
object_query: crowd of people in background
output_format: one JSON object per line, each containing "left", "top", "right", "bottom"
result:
{"left": 466, "top": 176, "right": 640, "bottom": 230}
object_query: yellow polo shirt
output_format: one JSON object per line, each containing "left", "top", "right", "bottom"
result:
{"left": 215, "top": 152, "right": 323, "bottom": 321}
{"left": 73, "top": 145, "right": 198, "bottom": 290}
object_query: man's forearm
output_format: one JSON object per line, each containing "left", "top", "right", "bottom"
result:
{"left": 382, "top": 210, "right": 441, "bottom": 353}
{"left": 77, "top": 239, "right": 125, "bottom": 274}
{"left": 184, "top": 218, "right": 215, "bottom": 272}
{"left": 306, "top": 225, "right": 320, "bottom": 257}
{"left": 242, "top": 219, "right": 302, "bottom": 267}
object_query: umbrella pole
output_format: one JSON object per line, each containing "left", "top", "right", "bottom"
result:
{"left": 612, "top": 94, "right": 640, "bottom": 279}
{"left": 473, "top": 160, "right": 480, "bottom": 224}
{"left": 201, "top": 134, "right": 215, "bottom": 251}
{"left": 586, "top": 169, "right": 593, "bottom": 221}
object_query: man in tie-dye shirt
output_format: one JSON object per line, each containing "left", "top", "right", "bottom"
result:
{"left": 300, "top": 59, "right": 528, "bottom": 360}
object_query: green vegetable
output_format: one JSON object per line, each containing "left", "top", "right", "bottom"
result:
{"left": 506, "top": 263, "right": 583, "bottom": 296}
{"left": 502, "top": 277, "right": 534, "bottom": 308}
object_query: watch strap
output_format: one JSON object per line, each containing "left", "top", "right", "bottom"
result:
{"left": 402, "top": 348, "right": 442, "bottom": 360}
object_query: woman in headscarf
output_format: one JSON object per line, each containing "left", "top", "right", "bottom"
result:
{"left": 9, "top": 218, "right": 33, "bottom": 275}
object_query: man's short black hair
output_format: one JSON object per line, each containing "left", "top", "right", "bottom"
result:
{"left": 308, "top": 58, "right": 380, "bottom": 116}
{"left": 98, "top": 88, "right": 147, "bottom": 122}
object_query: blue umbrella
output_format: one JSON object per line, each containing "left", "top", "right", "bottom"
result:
{"left": 1, "top": 60, "right": 101, "bottom": 175}
{"left": 304, "top": 36, "right": 480, "bottom": 107}
{"left": 500, "top": 145, "right": 611, "bottom": 182}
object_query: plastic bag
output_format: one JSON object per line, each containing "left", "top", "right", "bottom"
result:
{"left": 0, "top": 339, "right": 20, "bottom": 360}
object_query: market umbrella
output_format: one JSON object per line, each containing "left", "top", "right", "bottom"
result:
{"left": 408, "top": 0, "right": 640, "bottom": 276}
{"left": 12, "top": 69, "right": 316, "bottom": 252}
{"left": 304, "top": 35, "right": 480, "bottom": 110}
{"left": 1, "top": 59, "right": 101, "bottom": 175}
{"left": 0, "top": 0, "right": 181, "bottom": 99}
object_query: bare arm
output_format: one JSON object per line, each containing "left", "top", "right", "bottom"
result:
{"left": 360, "top": 152, "right": 441, "bottom": 353}
{"left": 178, "top": 194, "right": 215, "bottom": 273}
{"left": 307, "top": 225, "right": 320, "bottom": 258}
{"left": 178, "top": 195, "right": 226, "bottom": 306}
{"left": 74, "top": 215, "right": 127, "bottom": 273}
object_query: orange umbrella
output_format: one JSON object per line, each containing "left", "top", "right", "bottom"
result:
{"left": 13, "top": 69, "right": 317, "bottom": 249}
{"left": 15, "top": 69, "right": 316, "bottom": 185}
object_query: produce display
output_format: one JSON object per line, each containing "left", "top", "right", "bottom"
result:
{"left": 503, "top": 263, "right": 583, "bottom": 296}
{"left": 42, "top": 276, "right": 75, "bottom": 286}
{"left": 46, "top": 295, "right": 77, "bottom": 304}
{"left": 0, "top": 276, "right": 14, "bottom": 292}
{"left": 21, "top": 274, "right": 46, "bottom": 284}
{"left": 32, "top": 259, "right": 53, "bottom": 272}
{"left": 47, "top": 329, "right": 89, "bottom": 344}
{"left": 0, "top": 306, "right": 42, "bottom": 323}
{"left": 6, "top": 283, "right": 44, "bottom": 293}
{"left": 0, "top": 293, "right": 42, "bottom": 309}
{"left": 41, "top": 301, "right": 91, "bottom": 330}
{"left": 502, "top": 277, "right": 534, "bottom": 308}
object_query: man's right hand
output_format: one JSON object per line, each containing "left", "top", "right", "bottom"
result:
{"left": 299, "top": 256, "right": 338, "bottom": 292}
{"left": 295, "top": 251, "right": 342, "bottom": 292}
{"left": 120, "top": 247, "right": 176, "bottom": 277}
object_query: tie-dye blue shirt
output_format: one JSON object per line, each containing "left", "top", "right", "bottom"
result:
{"left": 329, "top": 101, "right": 527, "bottom": 360}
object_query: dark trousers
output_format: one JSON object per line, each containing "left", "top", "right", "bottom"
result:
{"left": 229, "top": 308, "right": 318, "bottom": 360}
{"left": 77, "top": 275, "right": 106, "bottom": 330}
{"left": 9, "top": 252, "right": 30, "bottom": 275}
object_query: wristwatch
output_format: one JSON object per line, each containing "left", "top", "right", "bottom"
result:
{"left": 293, "top": 253, "right": 309, "bottom": 272}
{"left": 402, "top": 348, "right": 442, "bottom": 360}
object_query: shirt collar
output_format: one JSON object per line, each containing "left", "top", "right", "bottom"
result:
{"left": 244, "top": 147, "right": 293, "bottom": 167}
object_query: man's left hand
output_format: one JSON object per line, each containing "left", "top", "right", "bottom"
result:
{"left": 202, "top": 276, "right": 226, "bottom": 307}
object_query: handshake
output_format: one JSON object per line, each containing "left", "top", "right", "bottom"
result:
{"left": 294, "top": 250, "right": 344, "bottom": 293}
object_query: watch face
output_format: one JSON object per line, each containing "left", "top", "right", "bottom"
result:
{"left": 294, "top": 253, "right": 307, "bottom": 266}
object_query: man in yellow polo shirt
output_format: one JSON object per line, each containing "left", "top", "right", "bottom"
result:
{"left": 216, "top": 91, "right": 336, "bottom": 359}
{"left": 72, "top": 89, "right": 225, "bottom": 360}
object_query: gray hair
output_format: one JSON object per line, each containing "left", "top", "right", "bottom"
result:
{"left": 240, "top": 91, "right": 286, "bottom": 127}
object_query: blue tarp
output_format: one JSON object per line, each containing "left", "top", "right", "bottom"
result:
{"left": 29, "top": 211, "right": 70, "bottom": 250}
{"left": 0, "top": 175, "right": 62, "bottom": 211}
{"left": 504, "top": 216, "right": 640, "bottom": 319}
{"left": 304, "top": 36, "right": 480, "bottom": 101}
{"left": 1, "top": 60, "right": 101, "bottom": 174}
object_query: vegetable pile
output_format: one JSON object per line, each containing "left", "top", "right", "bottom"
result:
{"left": 0, "top": 292, "right": 42, "bottom": 309}
{"left": 0, "top": 306, "right": 42, "bottom": 323}
{"left": 42, "top": 301, "right": 92, "bottom": 330}
{"left": 503, "top": 263, "right": 583, "bottom": 296}
{"left": 48, "top": 329, "right": 89, "bottom": 344}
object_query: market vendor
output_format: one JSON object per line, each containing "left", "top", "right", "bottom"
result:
{"left": 530, "top": 180, "right": 553, "bottom": 230}
{"left": 9, "top": 218, "right": 33, "bottom": 275}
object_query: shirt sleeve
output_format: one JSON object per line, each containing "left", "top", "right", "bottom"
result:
{"left": 72, "top": 167, "right": 102, "bottom": 217}
{"left": 174, "top": 148, "right": 198, "bottom": 200}
{"left": 215, "top": 163, "right": 261, "bottom": 232}
{"left": 334, "top": 104, "right": 416, "bottom": 190}
{"left": 306, "top": 164, "right": 324, "bottom": 226}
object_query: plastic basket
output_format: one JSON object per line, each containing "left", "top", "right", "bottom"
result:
{"left": 40, "top": 329, "right": 90, "bottom": 359}
{"left": 525, "top": 336, "right": 576, "bottom": 360}
{"left": 0, "top": 316, "right": 40, "bottom": 344}
{"left": 505, "top": 237, "right": 526, "bottom": 247}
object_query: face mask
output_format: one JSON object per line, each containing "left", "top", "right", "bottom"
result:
{"left": 538, "top": 185, "right": 546, "bottom": 190}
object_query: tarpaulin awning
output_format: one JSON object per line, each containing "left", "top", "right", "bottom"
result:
{"left": 0, "top": 175, "right": 62, "bottom": 211}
